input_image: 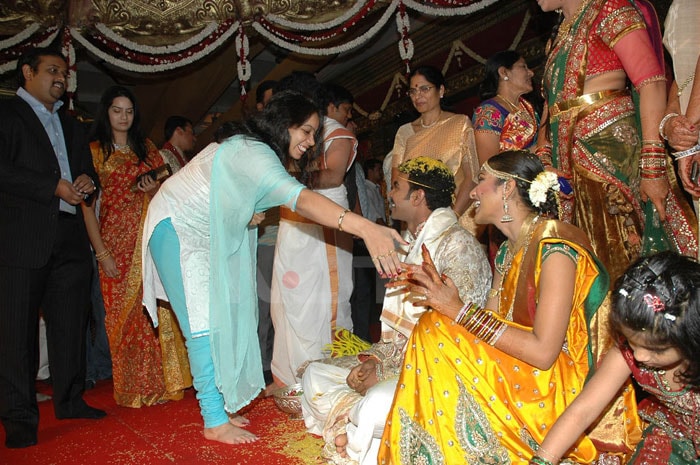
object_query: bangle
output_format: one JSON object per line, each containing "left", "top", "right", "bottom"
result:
{"left": 659, "top": 113, "right": 679, "bottom": 140}
{"left": 642, "top": 140, "right": 665, "bottom": 149}
{"left": 671, "top": 144, "right": 700, "bottom": 160}
{"left": 455, "top": 302, "right": 478, "bottom": 325}
{"left": 536, "top": 445, "right": 560, "bottom": 463}
{"left": 95, "top": 249, "right": 111, "bottom": 261}
{"left": 640, "top": 157, "right": 667, "bottom": 170}
{"left": 463, "top": 307, "right": 507, "bottom": 345}
{"left": 529, "top": 457, "right": 555, "bottom": 465}
{"left": 337, "top": 209, "right": 351, "bottom": 232}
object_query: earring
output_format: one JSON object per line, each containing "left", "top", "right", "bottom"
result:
{"left": 501, "top": 185, "right": 513, "bottom": 223}
{"left": 503, "top": 76, "right": 509, "bottom": 81}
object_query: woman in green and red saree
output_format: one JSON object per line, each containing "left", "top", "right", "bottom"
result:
{"left": 536, "top": 0, "right": 697, "bottom": 284}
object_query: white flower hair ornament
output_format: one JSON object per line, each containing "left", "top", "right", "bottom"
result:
{"left": 528, "top": 171, "right": 559, "bottom": 208}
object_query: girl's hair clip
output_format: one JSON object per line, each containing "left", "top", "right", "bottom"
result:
{"left": 664, "top": 313, "right": 677, "bottom": 322}
{"left": 644, "top": 294, "right": 665, "bottom": 313}
{"left": 618, "top": 288, "right": 630, "bottom": 297}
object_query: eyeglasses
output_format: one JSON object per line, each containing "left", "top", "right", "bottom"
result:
{"left": 407, "top": 85, "right": 435, "bottom": 97}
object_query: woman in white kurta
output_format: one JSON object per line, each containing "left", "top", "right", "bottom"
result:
{"left": 142, "top": 91, "right": 405, "bottom": 446}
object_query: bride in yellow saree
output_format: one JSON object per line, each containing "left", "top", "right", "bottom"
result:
{"left": 378, "top": 151, "right": 641, "bottom": 464}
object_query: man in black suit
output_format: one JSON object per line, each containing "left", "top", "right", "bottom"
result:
{"left": 0, "top": 47, "right": 106, "bottom": 449}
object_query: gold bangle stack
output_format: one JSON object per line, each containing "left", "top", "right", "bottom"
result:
{"left": 95, "top": 249, "right": 111, "bottom": 262}
{"left": 640, "top": 141, "right": 667, "bottom": 179}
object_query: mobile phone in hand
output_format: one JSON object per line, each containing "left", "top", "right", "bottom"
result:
{"left": 692, "top": 161, "right": 699, "bottom": 185}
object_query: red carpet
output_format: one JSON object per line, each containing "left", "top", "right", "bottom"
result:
{"left": 1, "top": 380, "right": 324, "bottom": 465}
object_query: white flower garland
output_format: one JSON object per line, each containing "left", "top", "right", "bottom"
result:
{"left": 0, "top": 23, "right": 42, "bottom": 49}
{"left": 402, "top": 0, "right": 499, "bottom": 17}
{"left": 70, "top": 23, "right": 238, "bottom": 73}
{"left": 61, "top": 31, "right": 77, "bottom": 94}
{"left": 528, "top": 171, "right": 559, "bottom": 208}
{"left": 94, "top": 22, "right": 220, "bottom": 55}
{"left": 396, "top": 4, "right": 414, "bottom": 64}
{"left": 251, "top": 0, "right": 399, "bottom": 56}
{"left": 0, "top": 25, "right": 60, "bottom": 75}
{"left": 236, "top": 26, "right": 251, "bottom": 86}
{"left": 266, "top": 0, "right": 373, "bottom": 31}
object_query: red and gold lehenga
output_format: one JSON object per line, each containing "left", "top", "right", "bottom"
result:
{"left": 91, "top": 140, "right": 191, "bottom": 407}
{"left": 543, "top": 0, "right": 697, "bottom": 283}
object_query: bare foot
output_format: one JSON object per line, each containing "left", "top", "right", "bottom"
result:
{"left": 203, "top": 422, "right": 258, "bottom": 444}
{"left": 229, "top": 414, "right": 250, "bottom": 427}
{"left": 335, "top": 433, "right": 348, "bottom": 458}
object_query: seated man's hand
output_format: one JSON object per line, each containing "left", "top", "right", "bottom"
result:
{"left": 346, "top": 358, "right": 379, "bottom": 395}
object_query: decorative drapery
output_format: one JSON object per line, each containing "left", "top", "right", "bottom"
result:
{"left": 1, "top": 0, "right": 502, "bottom": 101}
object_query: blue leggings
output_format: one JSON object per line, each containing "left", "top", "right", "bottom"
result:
{"left": 149, "top": 218, "right": 229, "bottom": 428}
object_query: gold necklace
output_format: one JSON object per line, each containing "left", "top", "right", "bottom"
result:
{"left": 495, "top": 213, "right": 541, "bottom": 320}
{"left": 556, "top": 0, "right": 591, "bottom": 42}
{"left": 497, "top": 94, "right": 521, "bottom": 113}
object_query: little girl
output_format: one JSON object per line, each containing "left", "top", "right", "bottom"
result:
{"left": 530, "top": 251, "right": 700, "bottom": 464}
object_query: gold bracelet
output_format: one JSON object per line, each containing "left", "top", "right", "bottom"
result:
{"left": 337, "top": 209, "right": 351, "bottom": 232}
{"left": 95, "top": 249, "right": 112, "bottom": 261}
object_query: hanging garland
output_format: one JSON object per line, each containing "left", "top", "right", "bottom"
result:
{"left": 396, "top": 0, "right": 413, "bottom": 75}
{"left": 94, "top": 22, "right": 221, "bottom": 55}
{"left": 255, "top": 0, "right": 380, "bottom": 44}
{"left": 252, "top": 0, "right": 398, "bottom": 56}
{"left": 61, "top": 27, "right": 77, "bottom": 111}
{"left": 70, "top": 20, "right": 238, "bottom": 73}
{"left": 352, "top": 8, "right": 530, "bottom": 124}
{"left": 441, "top": 8, "right": 530, "bottom": 73}
{"left": 265, "top": 0, "right": 373, "bottom": 31}
{"left": 0, "top": 25, "right": 61, "bottom": 75}
{"left": 236, "top": 23, "right": 251, "bottom": 101}
{"left": 402, "top": 0, "right": 499, "bottom": 16}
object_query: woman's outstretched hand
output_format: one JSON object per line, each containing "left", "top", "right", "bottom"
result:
{"left": 386, "top": 244, "right": 464, "bottom": 319}
{"left": 363, "top": 224, "right": 407, "bottom": 278}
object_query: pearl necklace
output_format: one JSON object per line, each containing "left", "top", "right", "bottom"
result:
{"left": 420, "top": 111, "right": 442, "bottom": 129}
{"left": 113, "top": 142, "right": 130, "bottom": 151}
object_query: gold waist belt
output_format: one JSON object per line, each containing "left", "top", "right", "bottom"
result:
{"left": 549, "top": 89, "right": 628, "bottom": 117}
{"left": 280, "top": 206, "right": 316, "bottom": 225}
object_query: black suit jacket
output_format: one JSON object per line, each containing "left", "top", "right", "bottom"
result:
{"left": 0, "top": 95, "right": 97, "bottom": 269}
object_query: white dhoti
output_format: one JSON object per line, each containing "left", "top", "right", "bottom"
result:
{"left": 271, "top": 185, "right": 353, "bottom": 385}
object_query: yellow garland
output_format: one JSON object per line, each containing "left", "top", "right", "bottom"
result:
{"left": 324, "top": 328, "right": 372, "bottom": 357}
{"left": 399, "top": 156, "right": 452, "bottom": 177}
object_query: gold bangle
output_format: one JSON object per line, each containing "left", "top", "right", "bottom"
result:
{"left": 337, "top": 209, "right": 351, "bottom": 232}
{"left": 95, "top": 249, "right": 111, "bottom": 261}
